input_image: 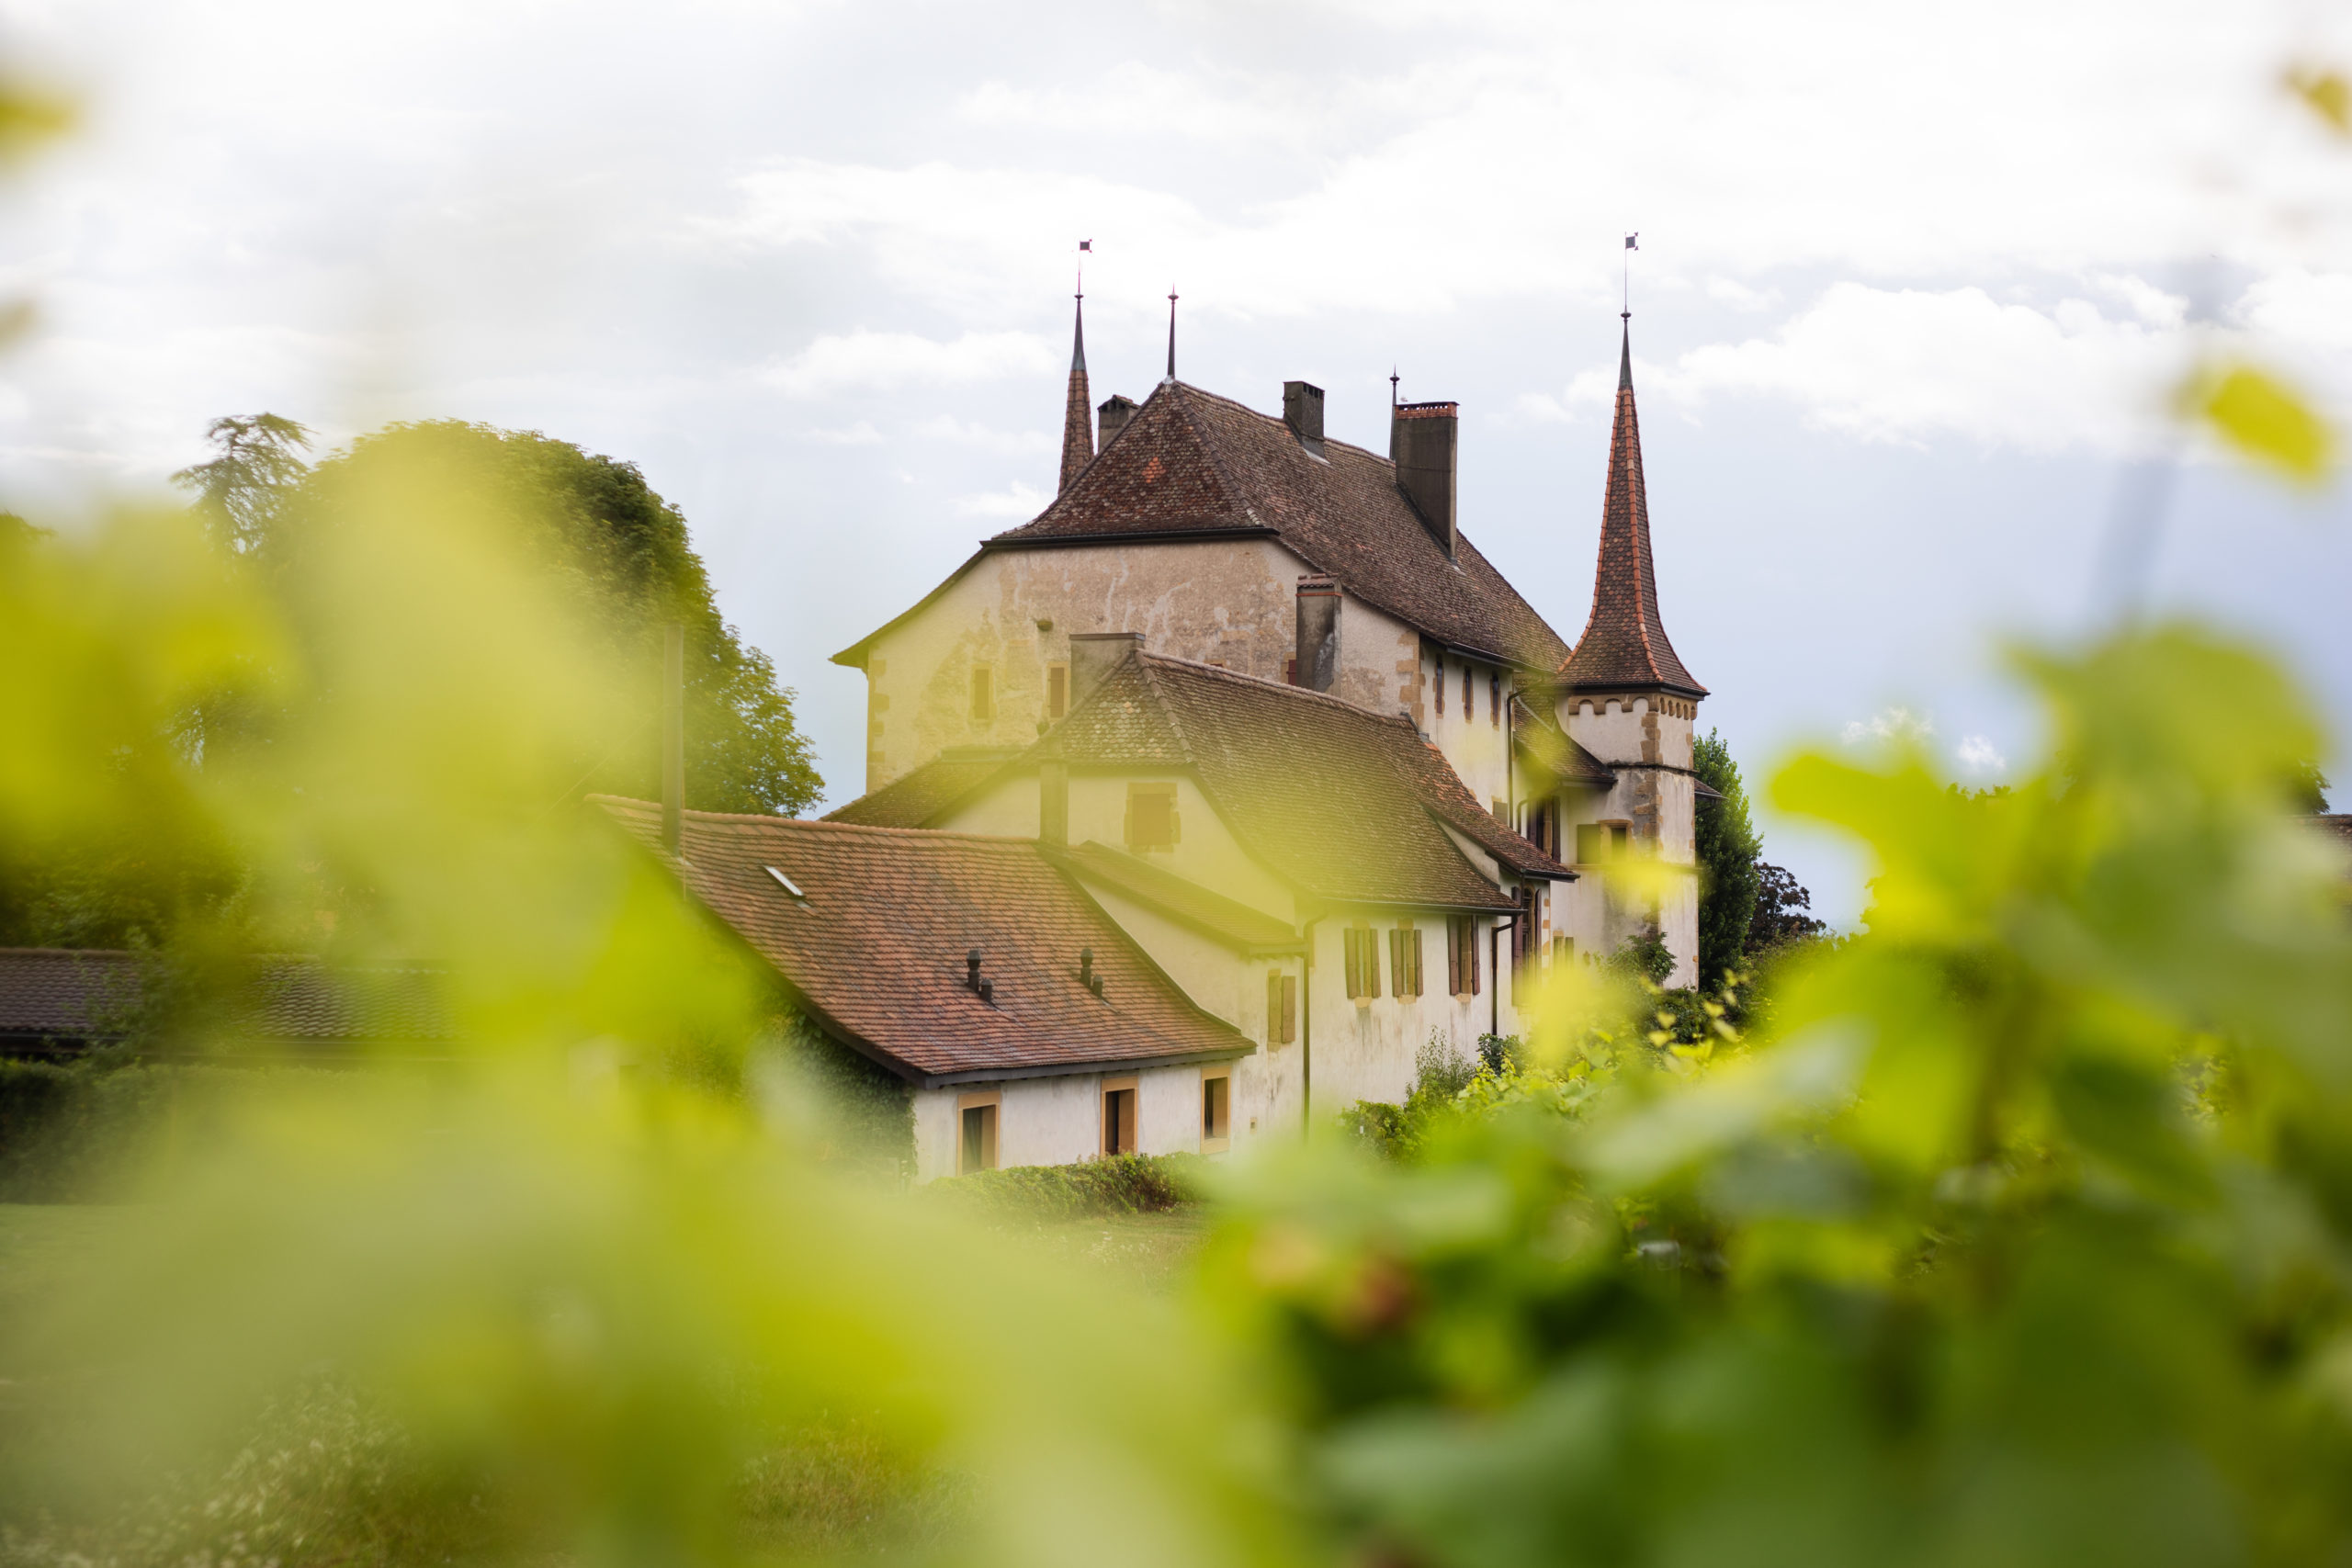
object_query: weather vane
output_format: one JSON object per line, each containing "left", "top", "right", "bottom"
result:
{"left": 1623, "top": 232, "right": 1638, "bottom": 319}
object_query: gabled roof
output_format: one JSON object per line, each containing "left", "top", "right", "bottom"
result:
{"left": 593, "top": 798, "right": 1254, "bottom": 1085}
{"left": 1558, "top": 324, "right": 1706, "bottom": 698}
{"left": 836, "top": 378, "right": 1571, "bottom": 672}
{"left": 0, "top": 948, "right": 454, "bottom": 1055}
{"left": 824, "top": 747, "right": 1022, "bottom": 829}
{"left": 1046, "top": 840, "right": 1305, "bottom": 955}
{"left": 1032, "top": 653, "right": 1567, "bottom": 909}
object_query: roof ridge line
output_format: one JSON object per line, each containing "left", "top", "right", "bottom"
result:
{"left": 592, "top": 795, "right": 1050, "bottom": 847}
{"left": 1133, "top": 653, "right": 1199, "bottom": 765}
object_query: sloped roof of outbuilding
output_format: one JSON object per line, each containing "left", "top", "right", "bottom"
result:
{"left": 823, "top": 747, "right": 1023, "bottom": 829}
{"left": 593, "top": 797, "right": 1254, "bottom": 1085}
{"left": 0, "top": 947, "right": 454, "bottom": 1053}
{"left": 833, "top": 379, "right": 1572, "bottom": 673}
{"left": 1030, "top": 653, "right": 1570, "bottom": 908}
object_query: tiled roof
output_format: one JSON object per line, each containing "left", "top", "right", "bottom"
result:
{"left": 1510, "top": 695, "right": 1617, "bottom": 789}
{"left": 989, "top": 380, "right": 1572, "bottom": 671}
{"left": 1558, "top": 325, "right": 1706, "bottom": 697}
{"left": 593, "top": 797, "right": 1255, "bottom": 1084}
{"left": 1032, "top": 653, "right": 1548, "bottom": 910}
{"left": 1047, "top": 841, "right": 1305, "bottom": 954}
{"left": 0, "top": 948, "right": 454, "bottom": 1052}
{"left": 823, "top": 747, "right": 1022, "bottom": 829}
{"left": 2316, "top": 815, "right": 2352, "bottom": 859}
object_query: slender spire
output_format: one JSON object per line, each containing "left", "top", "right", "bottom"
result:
{"left": 1058, "top": 287, "right": 1093, "bottom": 492}
{"left": 1163, "top": 288, "right": 1178, "bottom": 383}
{"left": 1559, "top": 315, "right": 1705, "bottom": 697}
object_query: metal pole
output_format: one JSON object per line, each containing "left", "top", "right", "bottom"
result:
{"left": 662, "top": 622, "right": 684, "bottom": 853}
{"left": 1299, "top": 919, "right": 1318, "bottom": 1138}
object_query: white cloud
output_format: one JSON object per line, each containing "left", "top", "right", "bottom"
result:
{"left": 1843, "top": 707, "right": 1936, "bottom": 746}
{"left": 757, "top": 331, "right": 1055, "bottom": 399}
{"left": 954, "top": 480, "right": 1047, "bottom": 520}
{"left": 912, "top": 415, "right": 1056, "bottom": 455}
{"left": 1956, "top": 735, "right": 2008, "bottom": 775}
{"left": 797, "top": 422, "right": 882, "bottom": 445}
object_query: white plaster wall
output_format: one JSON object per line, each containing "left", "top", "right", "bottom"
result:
{"left": 1419, "top": 649, "right": 1516, "bottom": 815}
{"left": 913, "top": 1063, "right": 1253, "bottom": 1181}
{"left": 860, "top": 537, "right": 1318, "bottom": 793}
{"left": 1559, "top": 694, "right": 1702, "bottom": 987}
{"left": 912, "top": 1089, "right": 958, "bottom": 1182}
{"left": 1075, "top": 884, "right": 1252, "bottom": 1029}
{"left": 1295, "top": 914, "right": 1516, "bottom": 1118}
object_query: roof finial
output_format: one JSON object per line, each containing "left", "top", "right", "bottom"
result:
{"left": 1164, "top": 288, "right": 1178, "bottom": 384}
{"left": 1623, "top": 231, "right": 1637, "bottom": 320}
{"left": 1059, "top": 243, "right": 1096, "bottom": 491}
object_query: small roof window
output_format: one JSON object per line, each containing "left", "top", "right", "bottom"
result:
{"left": 764, "top": 865, "right": 808, "bottom": 900}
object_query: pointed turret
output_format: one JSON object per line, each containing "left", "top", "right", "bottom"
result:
{"left": 1058, "top": 293, "right": 1093, "bottom": 492}
{"left": 1558, "top": 319, "right": 1705, "bottom": 697}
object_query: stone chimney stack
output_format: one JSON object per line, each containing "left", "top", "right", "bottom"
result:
{"left": 1096, "top": 394, "right": 1138, "bottom": 449}
{"left": 1294, "top": 575, "right": 1340, "bottom": 693}
{"left": 1393, "top": 400, "right": 1459, "bottom": 558}
{"left": 1283, "top": 380, "right": 1326, "bottom": 458}
{"left": 1068, "top": 630, "right": 1143, "bottom": 705}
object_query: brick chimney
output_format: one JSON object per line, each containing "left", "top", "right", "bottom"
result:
{"left": 1069, "top": 629, "right": 1143, "bottom": 705}
{"left": 1096, "top": 394, "right": 1138, "bottom": 449}
{"left": 1393, "top": 400, "right": 1458, "bottom": 558}
{"left": 1295, "top": 575, "right": 1340, "bottom": 693}
{"left": 1283, "top": 380, "right": 1326, "bottom": 459}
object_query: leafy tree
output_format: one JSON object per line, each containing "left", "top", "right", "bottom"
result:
{"left": 1692, "top": 728, "right": 1762, "bottom": 988}
{"left": 171, "top": 412, "right": 311, "bottom": 555}
{"left": 1745, "top": 859, "right": 1827, "bottom": 952}
{"left": 1606, "top": 924, "right": 1674, "bottom": 986}
{"left": 281, "top": 421, "right": 821, "bottom": 818}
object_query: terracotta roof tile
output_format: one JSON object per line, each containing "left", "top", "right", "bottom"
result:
{"left": 1558, "top": 325, "right": 1705, "bottom": 697}
{"left": 990, "top": 381, "right": 1572, "bottom": 671}
{"left": 594, "top": 798, "right": 1255, "bottom": 1083}
{"left": 0, "top": 948, "right": 454, "bottom": 1051}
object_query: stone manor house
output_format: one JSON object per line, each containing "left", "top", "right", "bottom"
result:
{"left": 606, "top": 296, "right": 1713, "bottom": 1181}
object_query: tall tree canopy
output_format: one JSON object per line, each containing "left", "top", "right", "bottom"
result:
{"left": 281, "top": 421, "right": 821, "bottom": 819}
{"left": 1691, "top": 728, "right": 1762, "bottom": 989}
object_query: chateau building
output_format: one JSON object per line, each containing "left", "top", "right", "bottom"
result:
{"left": 605, "top": 296, "right": 1713, "bottom": 1180}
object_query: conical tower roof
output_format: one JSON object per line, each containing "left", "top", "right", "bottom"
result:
{"left": 1057, "top": 294, "right": 1092, "bottom": 492}
{"left": 1558, "top": 321, "right": 1705, "bottom": 697}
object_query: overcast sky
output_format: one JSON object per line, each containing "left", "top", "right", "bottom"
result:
{"left": 8, "top": 0, "right": 2352, "bottom": 920}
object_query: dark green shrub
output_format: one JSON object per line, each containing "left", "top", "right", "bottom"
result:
{"left": 929, "top": 1153, "right": 1202, "bottom": 1220}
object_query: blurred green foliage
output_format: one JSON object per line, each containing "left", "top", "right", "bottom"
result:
{"left": 1200, "top": 623, "right": 2352, "bottom": 1568}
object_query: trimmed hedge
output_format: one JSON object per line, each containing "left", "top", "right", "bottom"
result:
{"left": 928, "top": 1153, "right": 1204, "bottom": 1220}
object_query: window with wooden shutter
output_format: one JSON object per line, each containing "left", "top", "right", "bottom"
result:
{"left": 1446, "top": 918, "right": 1461, "bottom": 996}
{"left": 1280, "top": 975, "right": 1296, "bottom": 1043}
{"left": 1389, "top": 924, "right": 1422, "bottom": 998}
{"left": 1344, "top": 927, "right": 1381, "bottom": 1001}
{"left": 1463, "top": 665, "right": 1474, "bottom": 717}
{"left": 1046, "top": 662, "right": 1069, "bottom": 720}
{"left": 969, "top": 665, "right": 994, "bottom": 723}
{"left": 1491, "top": 674, "right": 1502, "bottom": 726}
{"left": 1435, "top": 657, "right": 1445, "bottom": 715}
{"left": 1446, "top": 915, "right": 1480, "bottom": 997}
{"left": 1125, "top": 784, "right": 1179, "bottom": 851}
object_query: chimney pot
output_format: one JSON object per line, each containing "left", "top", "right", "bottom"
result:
{"left": 1068, "top": 630, "right": 1143, "bottom": 705}
{"left": 1295, "top": 574, "right": 1340, "bottom": 694}
{"left": 1283, "top": 380, "right": 1326, "bottom": 458}
{"left": 1096, "top": 394, "right": 1138, "bottom": 449}
{"left": 1392, "top": 400, "right": 1459, "bottom": 558}
{"left": 967, "top": 948, "right": 982, "bottom": 992}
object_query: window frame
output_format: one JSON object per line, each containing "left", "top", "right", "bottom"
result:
{"left": 956, "top": 1089, "right": 1001, "bottom": 1174}
{"left": 1046, "top": 660, "right": 1069, "bottom": 721}
{"left": 968, "top": 664, "right": 995, "bottom": 724}
{"left": 1099, "top": 1076, "right": 1139, "bottom": 1157}
{"left": 1201, "top": 1068, "right": 1231, "bottom": 1154}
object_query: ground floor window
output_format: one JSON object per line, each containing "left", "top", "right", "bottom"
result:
{"left": 1102, "top": 1077, "right": 1138, "bottom": 1156}
{"left": 957, "top": 1094, "right": 999, "bottom": 1174}
{"left": 1202, "top": 1069, "right": 1230, "bottom": 1153}
{"left": 1344, "top": 926, "right": 1382, "bottom": 1000}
